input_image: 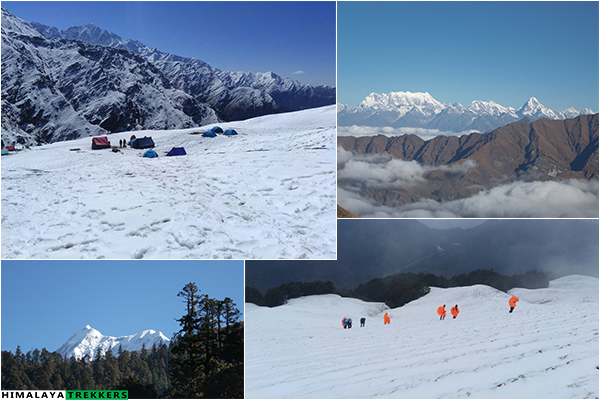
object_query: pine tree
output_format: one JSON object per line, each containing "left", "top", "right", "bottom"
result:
{"left": 170, "top": 283, "right": 205, "bottom": 398}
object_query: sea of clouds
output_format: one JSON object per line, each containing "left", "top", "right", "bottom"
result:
{"left": 337, "top": 147, "right": 599, "bottom": 218}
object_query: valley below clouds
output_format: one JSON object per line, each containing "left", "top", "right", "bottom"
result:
{"left": 337, "top": 114, "right": 599, "bottom": 218}
{"left": 338, "top": 177, "right": 599, "bottom": 218}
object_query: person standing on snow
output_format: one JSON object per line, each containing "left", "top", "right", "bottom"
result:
{"left": 451, "top": 304, "right": 459, "bottom": 319}
{"left": 437, "top": 305, "right": 446, "bottom": 320}
{"left": 360, "top": 317, "right": 366, "bottom": 327}
{"left": 509, "top": 296, "right": 519, "bottom": 313}
{"left": 384, "top": 312, "right": 390, "bottom": 325}
{"left": 342, "top": 317, "right": 348, "bottom": 329}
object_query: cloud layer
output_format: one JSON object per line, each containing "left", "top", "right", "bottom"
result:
{"left": 338, "top": 179, "right": 599, "bottom": 218}
{"left": 337, "top": 148, "right": 477, "bottom": 188}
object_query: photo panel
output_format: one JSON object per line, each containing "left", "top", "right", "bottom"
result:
{"left": 244, "top": 218, "right": 599, "bottom": 398}
{"left": 1, "top": 1, "right": 337, "bottom": 260}
{"left": 336, "top": 1, "right": 599, "bottom": 218}
{"left": 1, "top": 260, "right": 244, "bottom": 397}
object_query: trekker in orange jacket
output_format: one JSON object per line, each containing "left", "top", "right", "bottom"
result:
{"left": 509, "top": 296, "right": 519, "bottom": 313}
{"left": 437, "top": 305, "right": 446, "bottom": 320}
{"left": 384, "top": 312, "right": 390, "bottom": 325}
{"left": 450, "top": 305, "right": 459, "bottom": 319}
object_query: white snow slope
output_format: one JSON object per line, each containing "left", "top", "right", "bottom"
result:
{"left": 1, "top": 105, "right": 336, "bottom": 259}
{"left": 246, "top": 275, "right": 599, "bottom": 398}
{"left": 56, "top": 325, "right": 170, "bottom": 360}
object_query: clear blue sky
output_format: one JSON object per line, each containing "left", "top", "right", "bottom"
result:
{"left": 1, "top": 261, "right": 244, "bottom": 353}
{"left": 338, "top": 1, "right": 599, "bottom": 111}
{"left": 2, "top": 1, "right": 336, "bottom": 87}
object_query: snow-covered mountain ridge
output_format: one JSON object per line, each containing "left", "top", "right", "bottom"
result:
{"left": 338, "top": 91, "right": 595, "bottom": 133}
{"left": 30, "top": 19, "right": 336, "bottom": 119}
{"left": 1, "top": 7, "right": 335, "bottom": 146}
{"left": 56, "top": 325, "right": 170, "bottom": 360}
{"left": 246, "top": 275, "right": 599, "bottom": 398}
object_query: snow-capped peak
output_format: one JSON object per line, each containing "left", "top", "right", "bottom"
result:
{"left": 467, "top": 100, "right": 516, "bottom": 117}
{"left": 518, "top": 97, "right": 559, "bottom": 119}
{"left": 357, "top": 91, "right": 445, "bottom": 117}
{"left": 56, "top": 326, "right": 170, "bottom": 360}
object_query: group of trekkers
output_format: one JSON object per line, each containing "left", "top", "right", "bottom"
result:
{"left": 342, "top": 296, "right": 520, "bottom": 328}
{"left": 436, "top": 304, "right": 460, "bottom": 320}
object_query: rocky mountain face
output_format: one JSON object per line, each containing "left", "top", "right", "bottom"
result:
{"left": 56, "top": 325, "right": 170, "bottom": 360}
{"left": 337, "top": 204, "right": 358, "bottom": 218}
{"left": 1, "top": 8, "right": 335, "bottom": 145}
{"left": 338, "top": 91, "right": 595, "bottom": 133}
{"left": 338, "top": 114, "right": 599, "bottom": 206}
{"left": 1, "top": 8, "right": 217, "bottom": 145}
{"left": 246, "top": 219, "right": 599, "bottom": 291}
{"left": 29, "top": 18, "right": 335, "bottom": 122}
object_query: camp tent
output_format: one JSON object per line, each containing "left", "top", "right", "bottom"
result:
{"left": 1, "top": 148, "right": 9, "bottom": 156}
{"left": 202, "top": 130, "right": 217, "bottom": 138}
{"left": 224, "top": 129, "right": 238, "bottom": 136}
{"left": 132, "top": 136, "right": 155, "bottom": 149}
{"left": 91, "top": 137, "right": 111, "bottom": 150}
{"left": 6, "top": 145, "right": 15, "bottom": 151}
{"left": 211, "top": 126, "right": 224, "bottom": 134}
{"left": 143, "top": 149, "right": 158, "bottom": 158}
{"left": 166, "top": 147, "right": 186, "bottom": 156}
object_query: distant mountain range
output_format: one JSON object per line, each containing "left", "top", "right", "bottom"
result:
{"left": 1, "top": 7, "right": 335, "bottom": 146}
{"left": 338, "top": 91, "right": 595, "bottom": 133}
{"left": 56, "top": 325, "right": 170, "bottom": 360}
{"left": 246, "top": 219, "right": 599, "bottom": 291}
{"left": 338, "top": 113, "right": 598, "bottom": 207}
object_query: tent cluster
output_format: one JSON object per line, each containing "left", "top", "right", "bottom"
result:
{"left": 1, "top": 145, "right": 18, "bottom": 155}
{"left": 201, "top": 126, "right": 239, "bottom": 138}
{"left": 90, "top": 134, "right": 187, "bottom": 158}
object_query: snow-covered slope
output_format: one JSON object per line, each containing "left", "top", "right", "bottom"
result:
{"left": 338, "top": 91, "right": 595, "bottom": 133}
{"left": 56, "top": 325, "right": 170, "bottom": 360}
{"left": 1, "top": 105, "right": 336, "bottom": 259}
{"left": 246, "top": 275, "right": 599, "bottom": 398}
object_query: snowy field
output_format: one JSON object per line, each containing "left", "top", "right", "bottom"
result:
{"left": 1, "top": 106, "right": 336, "bottom": 259}
{"left": 246, "top": 275, "right": 599, "bottom": 398}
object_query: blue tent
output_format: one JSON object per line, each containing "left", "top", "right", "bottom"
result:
{"left": 211, "top": 126, "right": 224, "bottom": 133}
{"left": 166, "top": 147, "right": 186, "bottom": 156}
{"left": 224, "top": 129, "right": 238, "bottom": 136}
{"left": 143, "top": 149, "right": 158, "bottom": 158}
{"left": 202, "top": 130, "right": 217, "bottom": 138}
{"left": 132, "top": 136, "right": 155, "bottom": 149}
